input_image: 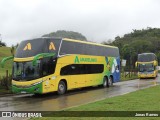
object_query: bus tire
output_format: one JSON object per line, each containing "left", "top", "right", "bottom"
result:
{"left": 107, "top": 76, "right": 113, "bottom": 87}
{"left": 57, "top": 81, "right": 66, "bottom": 95}
{"left": 103, "top": 77, "right": 107, "bottom": 87}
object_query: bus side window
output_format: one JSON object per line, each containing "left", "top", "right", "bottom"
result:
{"left": 60, "top": 64, "right": 104, "bottom": 75}
{"left": 60, "top": 65, "right": 79, "bottom": 75}
{"left": 60, "top": 65, "right": 71, "bottom": 75}
{"left": 42, "top": 58, "right": 57, "bottom": 76}
{"left": 86, "top": 64, "right": 104, "bottom": 74}
{"left": 60, "top": 64, "right": 86, "bottom": 75}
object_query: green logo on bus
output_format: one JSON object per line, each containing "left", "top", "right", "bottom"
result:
{"left": 74, "top": 56, "right": 80, "bottom": 63}
{"left": 74, "top": 56, "right": 97, "bottom": 63}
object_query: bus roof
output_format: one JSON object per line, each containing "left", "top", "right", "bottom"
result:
{"left": 138, "top": 53, "right": 156, "bottom": 56}
{"left": 26, "top": 37, "right": 117, "bottom": 49}
{"left": 63, "top": 38, "right": 118, "bottom": 49}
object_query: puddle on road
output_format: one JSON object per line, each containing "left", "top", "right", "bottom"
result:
{"left": 127, "top": 78, "right": 159, "bottom": 88}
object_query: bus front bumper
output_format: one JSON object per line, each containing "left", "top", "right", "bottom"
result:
{"left": 138, "top": 73, "right": 156, "bottom": 78}
{"left": 12, "top": 83, "right": 42, "bottom": 94}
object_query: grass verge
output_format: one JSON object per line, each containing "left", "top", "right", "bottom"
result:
{"left": 0, "top": 86, "right": 12, "bottom": 95}
{"left": 121, "top": 74, "right": 138, "bottom": 81}
{"left": 31, "top": 85, "right": 160, "bottom": 120}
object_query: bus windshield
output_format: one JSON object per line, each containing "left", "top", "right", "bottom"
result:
{"left": 139, "top": 63, "right": 154, "bottom": 72}
{"left": 13, "top": 57, "right": 57, "bottom": 81}
{"left": 13, "top": 61, "right": 41, "bottom": 81}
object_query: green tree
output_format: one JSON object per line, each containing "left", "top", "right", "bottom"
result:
{"left": 10, "top": 44, "right": 18, "bottom": 56}
{"left": 103, "top": 27, "right": 160, "bottom": 67}
{"left": 42, "top": 30, "right": 87, "bottom": 41}
{"left": 121, "top": 44, "right": 136, "bottom": 67}
{"left": 0, "top": 40, "right": 6, "bottom": 46}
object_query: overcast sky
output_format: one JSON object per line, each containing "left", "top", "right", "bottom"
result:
{"left": 0, "top": 0, "right": 160, "bottom": 46}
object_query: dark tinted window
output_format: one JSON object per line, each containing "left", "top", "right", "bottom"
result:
{"left": 60, "top": 64, "right": 104, "bottom": 75}
{"left": 41, "top": 57, "right": 57, "bottom": 76}
{"left": 15, "top": 38, "right": 61, "bottom": 58}
{"left": 60, "top": 40, "right": 119, "bottom": 57}
{"left": 86, "top": 64, "right": 104, "bottom": 74}
{"left": 139, "top": 63, "right": 154, "bottom": 72}
{"left": 60, "top": 41, "right": 85, "bottom": 55}
{"left": 138, "top": 53, "right": 156, "bottom": 62}
{"left": 85, "top": 44, "right": 96, "bottom": 55}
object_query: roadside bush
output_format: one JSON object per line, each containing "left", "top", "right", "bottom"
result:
{"left": 0, "top": 74, "right": 12, "bottom": 90}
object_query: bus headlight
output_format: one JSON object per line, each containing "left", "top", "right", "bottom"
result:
{"left": 52, "top": 76, "right": 57, "bottom": 80}
{"left": 154, "top": 71, "right": 156, "bottom": 75}
{"left": 32, "top": 81, "right": 43, "bottom": 86}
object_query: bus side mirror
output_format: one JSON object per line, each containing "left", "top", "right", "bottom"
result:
{"left": 0, "top": 56, "right": 14, "bottom": 68}
{"left": 135, "top": 62, "right": 138, "bottom": 67}
{"left": 153, "top": 61, "right": 157, "bottom": 66}
{"left": 32, "top": 53, "right": 55, "bottom": 66}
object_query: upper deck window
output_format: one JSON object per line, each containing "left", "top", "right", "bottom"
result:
{"left": 15, "top": 38, "right": 61, "bottom": 58}
{"left": 60, "top": 40, "right": 119, "bottom": 57}
{"left": 138, "top": 53, "right": 156, "bottom": 62}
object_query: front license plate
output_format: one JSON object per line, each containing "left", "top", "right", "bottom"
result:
{"left": 21, "top": 91, "right": 27, "bottom": 94}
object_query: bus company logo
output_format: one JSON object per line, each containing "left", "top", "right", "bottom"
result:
{"left": 49, "top": 42, "right": 56, "bottom": 50}
{"left": 23, "top": 43, "right": 32, "bottom": 51}
{"left": 74, "top": 56, "right": 97, "bottom": 63}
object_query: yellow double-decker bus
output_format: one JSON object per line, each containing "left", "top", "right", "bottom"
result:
{"left": 135, "top": 53, "right": 158, "bottom": 79}
{"left": 1, "top": 38, "right": 120, "bottom": 95}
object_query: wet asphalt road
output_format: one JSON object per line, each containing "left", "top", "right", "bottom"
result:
{"left": 0, "top": 77, "right": 160, "bottom": 111}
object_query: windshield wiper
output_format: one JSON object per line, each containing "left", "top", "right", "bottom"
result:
{"left": 13, "top": 76, "right": 21, "bottom": 80}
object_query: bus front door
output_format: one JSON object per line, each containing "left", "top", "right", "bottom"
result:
{"left": 42, "top": 75, "right": 56, "bottom": 93}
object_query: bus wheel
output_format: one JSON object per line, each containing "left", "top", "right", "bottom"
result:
{"left": 107, "top": 76, "right": 113, "bottom": 87}
{"left": 103, "top": 77, "right": 107, "bottom": 87}
{"left": 57, "top": 81, "right": 66, "bottom": 95}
